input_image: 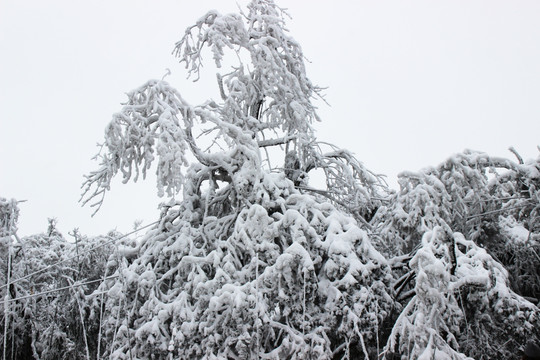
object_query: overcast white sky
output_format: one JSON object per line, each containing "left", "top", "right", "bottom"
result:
{"left": 2, "top": 1, "right": 540, "bottom": 237}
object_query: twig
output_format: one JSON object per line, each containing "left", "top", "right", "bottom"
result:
{"left": 258, "top": 135, "right": 295, "bottom": 148}
{"left": 508, "top": 147, "right": 524, "bottom": 164}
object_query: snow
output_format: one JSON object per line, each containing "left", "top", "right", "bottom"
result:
{"left": 500, "top": 215, "right": 532, "bottom": 244}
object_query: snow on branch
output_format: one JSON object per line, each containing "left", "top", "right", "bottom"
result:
{"left": 0, "top": 197, "right": 20, "bottom": 237}
{"left": 173, "top": 0, "right": 322, "bottom": 162}
{"left": 81, "top": 78, "right": 265, "bottom": 214}
{"left": 299, "top": 144, "right": 389, "bottom": 225}
{"left": 372, "top": 149, "right": 540, "bottom": 256}
{"left": 81, "top": 80, "right": 190, "bottom": 214}
{"left": 383, "top": 227, "right": 540, "bottom": 359}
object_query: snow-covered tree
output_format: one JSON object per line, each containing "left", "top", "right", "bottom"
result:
{"left": 373, "top": 150, "right": 540, "bottom": 300}
{"left": 0, "top": 198, "right": 19, "bottom": 239}
{"left": 83, "top": 1, "right": 394, "bottom": 358}
{"left": 80, "top": 0, "right": 386, "bottom": 224}
{"left": 372, "top": 150, "right": 540, "bottom": 358}
{"left": 15, "top": 229, "right": 117, "bottom": 360}
{"left": 0, "top": 197, "right": 29, "bottom": 359}
{"left": 382, "top": 227, "right": 539, "bottom": 359}
{"left": 0, "top": 205, "right": 117, "bottom": 360}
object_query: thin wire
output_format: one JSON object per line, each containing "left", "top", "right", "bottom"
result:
{"left": 0, "top": 220, "right": 159, "bottom": 290}
{"left": 466, "top": 201, "right": 534, "bottom": 220}
{"left": 0, "top": 275, "right": 119, "bottom": 306}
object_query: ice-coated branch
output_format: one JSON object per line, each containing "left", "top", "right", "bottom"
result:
{"left": 297, "top": 144, "right": 389, "bottom": 224}
{"left": 0, "top": 197, "right": 20, "bottom": 237}
{"left": 173, "top": 0, "right": 321, "bottom": 165}
{"left": 81, "top": 80, "right": 192, "bottom": 214}
{"left": 84, "top": 0, "right": 335, "bottom": 215}
{"left": 257, "top": 135, "right": 295, "bottom": 148}
{"left": 82, "top": 75, "right": 269, "bottom": 214}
